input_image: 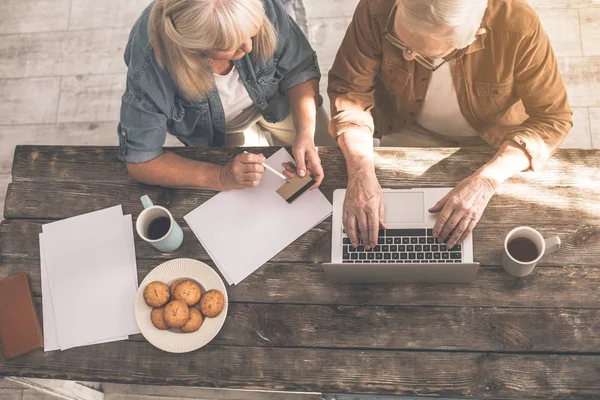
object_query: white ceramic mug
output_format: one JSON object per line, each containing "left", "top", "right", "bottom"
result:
{"left": 502, "top": 226, "right": 561, "bottom": 277}
{"left": 136, "top": 195, "right": 183, "bottom": 253}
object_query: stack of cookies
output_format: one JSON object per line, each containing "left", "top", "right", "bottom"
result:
{"left": 143, "top": 279, "right": 225, "bottom": 333}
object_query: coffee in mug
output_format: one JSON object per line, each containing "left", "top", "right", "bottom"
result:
{"left": 502, "top": 227, "right": 560, "bottom": 277}
{"left": 147, "top": 217, "right": 171, "bottom": 240}
{"left": 506, "top": 237, "right": 539, "bottom": 263}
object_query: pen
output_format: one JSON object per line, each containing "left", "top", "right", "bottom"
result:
{"left": 243, "top": 151, "right": 290, "bottom": 183}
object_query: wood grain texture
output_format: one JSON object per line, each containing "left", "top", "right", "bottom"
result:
{"left": 10, "top": 147, "right": 600, "bottom": 188}
{"left": 528, "top": 0, "right": 600, "bottom": 8}
{"left": 2, "top": 215, "right": 600, "bottom": 266}
{"left": 57, "top": 74, "right": 125, "bottom": 123}
{"left": 0, "top": 30, "right": 128, "bottom": 79}
{"left": 559, "top": 56, "right": 600, "bottom": 107}
{"left": 591, "top": 107, "right": 600, "bottom": 147}
{"left": 537, "top": 9, "right": 583, "bottom": 57}
{"left": 1, "top": 343, "right": 600, "bottom": 398}
{"left": 69, "top": 0, "right": 150, "bottom": 31}
{"left": 28, "top": 297, "right": 600, "bottom": 352}
{"left": 563, "top": 107, "right": 592, "bottom": 148}
{"left": 0, "top": 78, "right": 60, "bottom": 125}
{"left": 5, "top": 178, "right": 600, "bottom": 227}
{"left": 580, "top": 8, "right": 600, "bottom": 56}
{"left": 309, "top": 17, "right": 352, "bottom": 69}
{"left": 2, "top": 257, "right": 599, "bottom": 308}
{"left": 0, "top": 0, "right": 70, "bottom": 34}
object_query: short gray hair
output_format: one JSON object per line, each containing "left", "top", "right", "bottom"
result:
{"left": 397, "top": 0, "right": 487, "bottom": 49}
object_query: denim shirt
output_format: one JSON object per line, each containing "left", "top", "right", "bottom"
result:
{"left": 118, "top": 0, "right": 321, "bottom": 163}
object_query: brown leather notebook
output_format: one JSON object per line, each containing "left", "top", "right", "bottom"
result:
{"left": 0, "top": 272, "right": 43, "bottom": 359}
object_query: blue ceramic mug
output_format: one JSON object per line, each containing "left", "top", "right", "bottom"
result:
{"left": 136, "top": 195, "right": 184, "bottom": 253}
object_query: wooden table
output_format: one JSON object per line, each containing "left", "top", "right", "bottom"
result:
{"left": 1, "top": 146, "right": 599, "bottom": 399}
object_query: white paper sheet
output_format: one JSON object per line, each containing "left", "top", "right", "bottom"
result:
{"left": 184, "top": 148, "right": 332, "bottom": 285}
{"left": 41, "top": 206, "right": 139, "bottom": 350}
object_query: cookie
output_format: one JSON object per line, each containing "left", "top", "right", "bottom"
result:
{"left": 151, "top": 307, "right": 168, "bottom": 330}
{"left": 173, "top": 280, "right": 202, "bottom": 306}
{"left": 200, "top": 289, "right": 225, "bottom": 318}
{"left": 180, "top": 307, "right": 203, "bottom": 333}
{"left": 143, "top": 281, "right": 170, "bottom": 307}
{"left": 163, "top": 300, "right": 189, "bottom": 328}
{"left": 169, "top": 279, "right": 184, "bottom": 297}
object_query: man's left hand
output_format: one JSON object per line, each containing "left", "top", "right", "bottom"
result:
{"left": 429, "top": 173, "right": 498, "bottom": 248}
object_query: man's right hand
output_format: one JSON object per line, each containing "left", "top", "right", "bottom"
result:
{"left": 343, "top": 168, "right": 386, "bottom": 250}
{"left": 219, "top": 152, "right": 266, "bottom": 190}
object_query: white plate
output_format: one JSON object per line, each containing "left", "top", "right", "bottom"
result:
{"left": 135, "top": 258, "right": 228, "bottom": 353}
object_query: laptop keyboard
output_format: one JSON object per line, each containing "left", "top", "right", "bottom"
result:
{"left": 342, "top": 228, "right": 462, "bottom": 263}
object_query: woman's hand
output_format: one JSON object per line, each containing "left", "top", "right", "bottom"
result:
{"left": 219, "top": 152, "right": 266, "bottom": 190}
{"left": 281, "top": 136, "right": 325, "bottom": 188}
{"left": 429, "top": 172, "right": 498, "bottom": 248}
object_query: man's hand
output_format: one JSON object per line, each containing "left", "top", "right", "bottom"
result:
{"left": 343, "top": 168, "right": 385, "bottom": 249}
{"left": 429, "top": 173, "right": 498, "bottom": 248}
{"left": 219, "top": 152, "right": 266, "bottom": 190}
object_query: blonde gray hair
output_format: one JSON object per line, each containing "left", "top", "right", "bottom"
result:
{"left": 150, "top": 0, "right": 277, "bottom": 100}
{"left": 397, "top": 0, "right": 487, "bottom": 49}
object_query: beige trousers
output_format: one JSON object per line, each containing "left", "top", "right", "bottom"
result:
{"left": 377, "top": 122, "right": 488, "bottom": 147}
{"left": 225, "top": 107, "right": 336, "bottom": 147}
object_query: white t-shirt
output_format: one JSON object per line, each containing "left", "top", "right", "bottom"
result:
{"left": 213, "top": 66, "right": 256, "bottom": 125}
{"left": 416, "top": 62, "right": 479, "bottom": 137}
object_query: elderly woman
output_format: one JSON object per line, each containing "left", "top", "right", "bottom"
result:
{"left": 328, "top": 0, "right": 572, "bottom": 250}
{"left": 118, "top": 0, "right": 327, "bottom": 190}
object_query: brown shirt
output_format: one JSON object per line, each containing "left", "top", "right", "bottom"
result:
{"left": 328, "top": 0, "right": 573, "bottom": 170}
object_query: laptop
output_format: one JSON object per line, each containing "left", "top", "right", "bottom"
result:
{"left": 323, "top": 188, "right": 479, "bottom": 284}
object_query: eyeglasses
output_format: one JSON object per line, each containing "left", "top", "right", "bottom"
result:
{"left": 383, "top": 5, "right": 459, "bottom": 72}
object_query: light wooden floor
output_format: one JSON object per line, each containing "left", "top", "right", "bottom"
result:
{"left": 1, "top": 0, "right": 599, "bottom": 398}
{"left": 1, "top": 0, "right": 599, "bottom": 218}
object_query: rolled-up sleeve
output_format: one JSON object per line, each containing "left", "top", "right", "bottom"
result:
{"left": 118, "top": 91, "right": 168, "bottom": 164}
{"left": 327, "top": 0, "right": 382, "bottom": 139}
{"left": 506, "top": 19, "right": 573, "bottom": 170}
{"left": 276, "top": 15, "right": 321, "bottom": 94}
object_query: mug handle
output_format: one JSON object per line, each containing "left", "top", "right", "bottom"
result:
{"left": 141, "top": 195, "right": 154, "bottom": 209}
{"left": 544, "top": 236, "right": 561, "bottom": 256}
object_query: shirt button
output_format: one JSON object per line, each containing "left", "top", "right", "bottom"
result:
{"left": 422, "top": 77, "right": 428, "bottom": 81}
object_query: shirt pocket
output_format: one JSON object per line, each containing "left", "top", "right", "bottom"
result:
{"left": 380, "top": 61, "right": 410, "bottom": 96}
{"left": 168, "top": 95, "right": 210, "bottom": 137}
{"left": 256, "top": 63, "right": 283, "bottom": 98}
{"left": 471, "top": 79, "right": 515, "bottom": 115}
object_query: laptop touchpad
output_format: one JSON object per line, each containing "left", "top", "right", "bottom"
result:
{"left": 384, "top": 192, "right": 425, "bottom": 223}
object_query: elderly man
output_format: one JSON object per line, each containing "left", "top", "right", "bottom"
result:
{"left": 328, "top": 0, "right": 572, "bottom": 251}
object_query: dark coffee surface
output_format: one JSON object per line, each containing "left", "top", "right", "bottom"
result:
{"left": 508, "top": 237, "right": 539, "bottom": 262}
{"left": 147, "top": 217, "right": 171, "bottom": 240}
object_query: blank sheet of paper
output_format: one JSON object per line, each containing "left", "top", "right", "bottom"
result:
{"left": 184, "top": 148, "right": 332, "bottom": 285}
{"left": 41, "top": 206, "right": 139, "bottom": 350}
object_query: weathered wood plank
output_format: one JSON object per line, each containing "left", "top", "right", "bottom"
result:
{"left": 2, "top": 219, "right": 600, "bottom": 267}
{"left": 5, "top": 179, "right": 600, "bottom": 229}
{"left": 29, "top": 296, "right": 600, "bottom": 352}
{"left": 0, "top": 219, "right": 330, "bottom": 264}
{"left": 0, "top": 78, "right": 60, "bottom": 125}
{"left": 10, "top": 147, "right": 600, "bottom": 188}
{"left": 591, "top": 107, "right": 600, "bottom": 147}
{"left": 1, "top": 343, "right": 599, "bottom": 398}
{"left": 0, "top": 0, "right": 71, "bottom": 34}
{"left": 309, "top": 17, "right": 352, "bottom": 69}
{"left": 4, "top": 257, "right": 599, "bottom": 308}
{"left": 563, "top": 107, "right": 592, "bottom": 148}
{"left": 537, "top": 9, "right": 583, "bottom": 57}
{"left": 57, "top": 74, "right": 125, "bottom": 123}
{"left": 0, "top": 31, "right": 128, "bottom": 79}
{"left": 528, "top": 0, "right": 600, "bottom": 9}
{"left": 69, "top": 0, "right": 150, "bottom": 31}
{"left": 580, "top": 8, "right": 600, "bottom": 57}
{"left": 558, "top": 56, "right": 600, "bottom": 107}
